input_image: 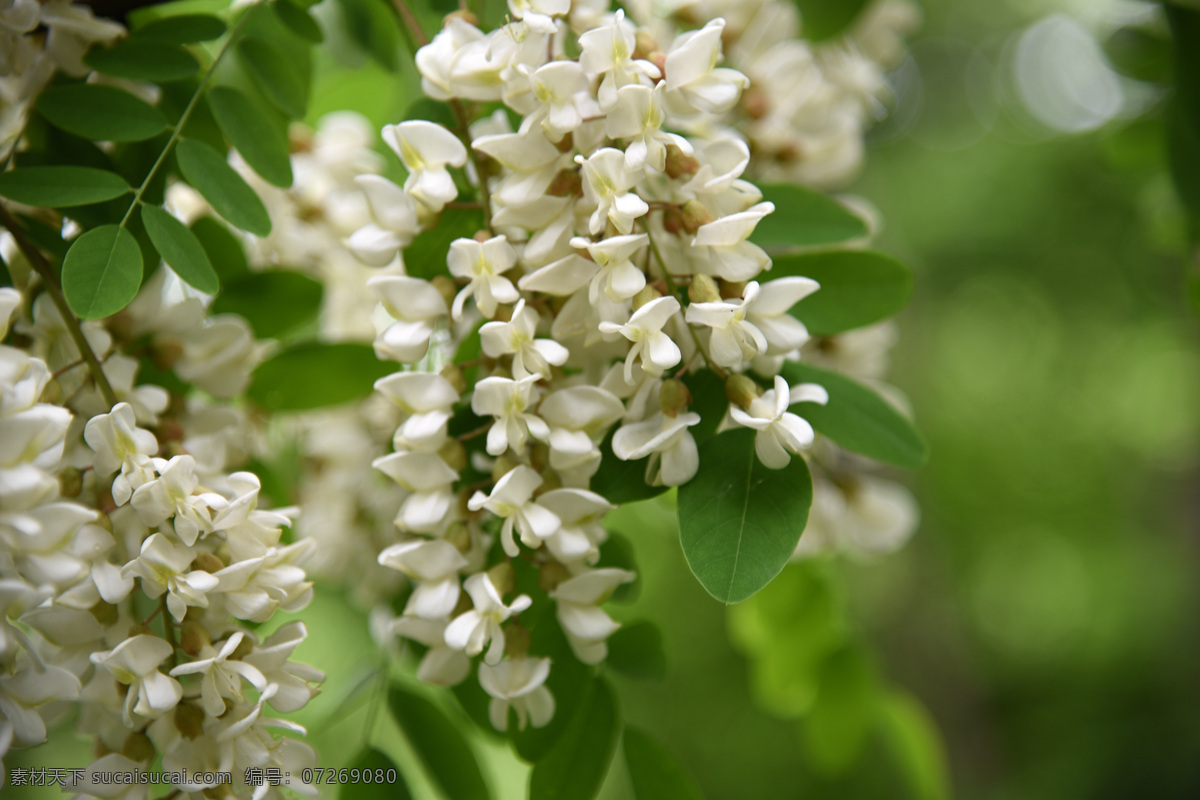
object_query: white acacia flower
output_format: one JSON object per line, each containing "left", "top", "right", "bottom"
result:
{"left": 686, "top": 288, "right": 768, "bottom": 369}
{"left": 480, "top": 299, "right": 569, "bottom": 379}
{"left": 612, "top": 410, "right": 702, "bottom": 486}
{"left": 375, "top": 372, "right": 458, "bottom": 452}
{"left": 537, "top": 488, "right": 613, "bottom": 565}
{"left": 520, "top": 60, "right": 588, "bottom": 142}
{"left": 169, "top": 632, "right": 267, "bottom": 717}
{"left": 518, "top": 253, "right": 599, "bottom": 296}
{"left": 746, "top": 277, "right": 821, "bottom": 354}
{"left": 472, "top": 126, "right": 564, "bottom": 208}
{"left": 577, "top": 148, "right": 649, "bottom": 235}
{"left": 606, "top": 83, "right": 691, "bottom": 172}
{"left": 0, "top": 404, "right": 70, "bottom": 470}
{"left": 211, "top": 540, "right": 316, "bottom": 623}
{"left": 468, "top": 465, "right": 560, "bottom": 557}
{"left": 90, "top": 635, "right": 182, "bottom": 724}
{"left": 550, "top": 568, "right": 635, "bottom": 663}
{"left": 0, "top": 662, "right": 79, "bottom": 748}
{"left": 538, "top": 386, "right": 625, "bottom": 484}
{"left": 507, "top": 0, "right": 569, "bottom": 33}
{"left": 692, "top": 202, "right": 775, "bottom": 281}
{"left": 571, "top": 233, "right": 647, "bottom": 304}
{"left": 0, "top": 347, "right": 50, "bottom": 416}
{"left": 372, "top": 452, "right": 458, "bottom": 534}
{"left": 471, "top": 375, "right": 551, "bottom": 456}
{"left": 378, "top": 539, "right": 469, "bottom": 619}
{"left": 83, "top": 402, "right": 158, "bottom": 504}
{"left": 478, "top": 656, "right": 554, "bottom": 731}
{"left": 730, "top": 375, "right": 828, "bottom": 469}
{"left": 120, "top": 534, "right": 220, "bottom": 622}
{"left": 382, "top": 120, "right": 467, "bottom": 212}
{"left": 578, "top": 10, "right": 660, "bottom": 109}
{"left": 448, "top": 235, "right": 520, "bottom": 320}
{"left": 174, "top": 315, "right": 257, "bottom": 398}
{"left": 664, "top": 19, "right": 749, "bottom": 114}
{"left": 241, "top": 621, "right": 325, "bottom": 713}
{"left": 391, "top": 616, "right": 470, "bottom": 686}
{"left": 444, "top": 572, "right": 533, "bottom": 664}
{"left": 348, "top": 175, "right": 421, "bottom": 265}
{"left": 367, "top": 276, "right": 449, "bottom": 363}
{"left": 598, "top": 296, "right": 682, "bottom": 383}
{"left": 130, "top": 456, "right": 220, "bottom": 546}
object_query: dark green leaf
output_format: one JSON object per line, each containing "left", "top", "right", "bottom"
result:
{"left": 341, "top": 747, "right": 413, "bottom": 800}
{"left": 878, "top": 692, "right": 951, "bottom": 800}
{"left": 248, "top": 342, "right": 393, "bottom": 410}
{"left": 1103, "top": 26, "right": 1172, "bottom": 84}
{"left": 752, "top": 184, "right": 868, "bottom": 251}
{"left": 61, "top": 225, "right": 143, "bottom": 319}
{"left": 208, "top": 86, "right": 294, "bottom": 188}
{"left": 275, "top": 0, "right": 324, "bottom": 42}
{"left": 781, "top": 362, "right": 928, "bottom": 468}
{"left": 623, "top": 727, "right": 705, "bottom": 800}
{"left": 17, "top": 214, "right": 70, "bottom": 264}
{"left": 37, "top": 84, "right": 167, "bottom": 143}
{"left": 140, "top": 205, "right": 219, "bottom": 293}
{"left": 677, "top": 428, "right": 813, "bottom": 604}
{"left": 599, "top": 531, "right": 641, "bottom": 604}
{"left": 772, "top": 250, "right": 913, "bottom": 336}
{"left": 792, "top": 0, "right": 871, "bottom": 41}
{"left": 680, "top": 369, "right": 726, "bottom": 446}
{"left": 403, "top": 207, "right": 485, "bottom": 279}
{"left": 237, "top": 36, "right": 308, "bottom": 119}
{"left": 1166, "top": 6, "right": 1200, "bottom": 241}
{"left": 387, "top": 684, "right": 492, "bottom": 800}
{"left": 336, "top": 0, "right": 403, "bottom": 70}
{"left": 85, "top": 40, "right": 200, "bottom": 81}
{"left": 211, "top": 271, "right": 322, "bottom": 338}
{"left": 404, "top": 97, "right": 458, "bottom": 130}
{"left": 589, "top": 432, "right": 669, "bottom": 505}
{"left": 137, "top": 13, "right": 228, "bottom": 43}
{"left": 175, "top": 139, "right": 272, "bottom": 236}
{"left": 801, "top": 645, "right": 880, "bottom": 774}
{"left": 190, "top": 217, "right": 249, "bottom": 283}
{"left": 606, "top": 621, "right": 666, "bottom": 681}
{"left": 512, "top": 615, "right": 593, "bottom": 762}
{"left": 530, "top": 679, "right": 620, "bottom": 800}
{"left": 0, "top": 166, "right": 129, "bottom": 208}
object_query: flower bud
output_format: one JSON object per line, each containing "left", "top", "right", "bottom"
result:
{"left": 487, "top": 561, "right": 515, "bottom": 596}
{"left": 440, "top": 365, "right": 467, "bottom": 395}
{"left": 192, "top": 552, "right": 225, "bottom": 573}
{"left": 538, "top": 560, "right": 571, "bottom": 592}
{"left": 681, "top": 200, "right": 714, "bottom": 234}
{"left": 89, "top": 600, "right": 118, "bottom": 627}
{"left": 688, "top": 274, "right": 720, "bottom": 304}
{"left": 505, "top": 622, "right": 532, "bottom": 657}
{"left": 634, "top": 30, "right": 660, "bottom": 60}
{"left": 633, "top": 286, "right": 662, "bottom": 311}
{"left": 431, "top": 275, "right": 458, "bottom": 310}
{"left": 440, "top": 439, "right": 468, "bottom": 472}
{"left": 650, "top": 52, "right": 668, "bottom": 77}
{"left": 554, "top": 131, "right": 574, "bottom": 154}
{"left": 121, "top": 732, "right": 156, "bottom": 764}
{"left": 180, "top": 621, "right": 210, "bottom": 656}
{"left": 530, "top": 443, "right": 550, "bottom": 473}
{"left": 741, "top": 88, "right": 770, "bottom": 120}
{"left": 40, "top": 378, "right": 63, "bottom": 406}
{"left": 492, "top": 454, "right": 519, "bottom": 483}
{"left": 720, "top": 280, "right": 747, "bottom": 300}
{"left": 665, "top": 146, "right": 700, "bottom": 179}
{"left": 452, "top": 590, "right": 474, "bottom": 617}
{"left": 58, "top": 467, "right": 82, "bottom": 498}
{"left": 548, "top": 169, "right": 583, "bottom": 197}
{"left": 662, "top": 206, "right": 687, "bottom": 236}
{"left": 446, "top": 522, "right": 471, "bottom": 553}
{"left": 659, "top": 379, "right": 692, "bottom": 418}
{"left": 725, "top": 373, "right": 762, "bottom": 409}
{"left": 230, "top": 634, "right": 254, "bottom": 661}
{"left": 174, "top": 703, "right": 205, "bottom": 740}
{"left": 445, "top": 8, "right": 478, "bottom": 25}
{"left": 151, "top": 340, "right": 184, "bottom": 370}
{"left": 127, "top": 624, "right": 153, "bottom": 639}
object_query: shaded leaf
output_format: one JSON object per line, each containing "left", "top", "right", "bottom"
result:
{"left": 781, "top": 362, "right": 928, "bottom": 468}
{"left": 530, "top": 679, "right": 620, "bottom": 800}
{"left": 275, "top": 0, "right": 324, "bottom": 42}
{"left": 0, "top": 166, "right": 130, "bottom": 208}
{"left": 752, "top": 184, "right": 868, "bottom": 251}
{"left": 190, "top": 217, "right": 249, "bottom": 283}
{"left": 84, "top": 40, "right": 200, "bottom": 81}
{"left": 801, "top": 644, "right": 880, "bottom": 774}
{"left": 336, "top": 0, "right": 403, "bottom": 70}
{"left": 791, "top": 0, "right": 871, "bottom": 41}
{"left": 680, "top": 369, "right": 726, "bottom": 446}
{"left": 341, "top": 747, "right": 413, "bottom": 800}
{"left": 175, "top": 139, "right": 272, "bottom": 236}
{"left": 140, "top": 205, "right": 219, "bottom": 293}
{"left": 211, "top": 271, "right": 322, "bottom": 338}
{"left": 879, "top": 691, "right": 952, "bottom": 800}
{"left": 403, "top": 207, "right": 485, "bottom": 280}
{"left": 511, "top": 615, "right": 593, "bottom": 762}
{"left": 208, "top": 86, "right": 294, "bottom": 188}
{"left": 37, "top": 84, "right": 167, "bottom": 143}
{"left": 237, "top": 36, "right": 309, "bottom": 119}
{"left": 677, "top": 428, "right": 813, "bottom": 604}
{"left": 61, "top": 225, "right": 143, "bottom": 319}
{"left": 606, "top": 621, "right": 666, "bottom": 681}
{"left": 137, "top": 13, "right": 228, "bottom": 43}
{"left": 772, "top": 250, "right": 914, "bottom": 336}
{"left": 624, "top": 726, "right": 705, "bottom": 800}
{"left": 589, "top": 432, "right": 669, "bottom": 505}
{"left": 387, "top": 684, "right": 492, "bottom": 800}
{"left": 248, "top": 342, "right": 393, "bottom": 410}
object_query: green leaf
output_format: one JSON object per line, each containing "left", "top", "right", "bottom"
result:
{"left": 175, "top": 139, "right": 272, "bottom": 236}
{"left": 677, "top": 428, "right": 813, "bottom": 604}
{"left": 1166, "top": 5, "right": 1200, "bottom": 240}
{"left": 237, "top": 36, "right": 309, "bottom": 119}
{"left": 36, "top": 84, "right": 167, "bottom": 143}
{"left": 781, "top": 362, "right": 928, "bottom": 468}
{"left": 336, "top": 0, "right": 403, "bottom": 70}
{"left": 0, "top": 166, "right": 130, "bottom": 208}
{"left": 208, "top": 86, "right": 294, "bottom": 188}
{"left": 84, "top": 40, "right": 200, "bottom": 81}
{"left": 772, "top": 250, "right": 913, "bottom": 336}
{"left": 275, "top": 0, "right": 324, "bottom": 42}
{"left": 140, "top": 205, "right": 219, "bottom": 293}
{"left": 791, "top": 0, "right": 871, "bottom": 41}
{"left": 623, "top": 727, "right": 705, "bottom": 800}
{"left": 511, "top": 613, "right": 593, "bottom": 762}
{"left": 606, "top": 621, "right": 666, "bottom": 681}
{"left": 387, "top": 684, "right": 492, "bottom": 800}
{"left": 61, "top": 225, "right": 143, "bottom": 320}
{"left": 589, "top": 432, "right": 669, "bottom": 505}
{"left": 878, "top": 692, "right": 951, "bottom": 800}
{"left": 530, "top": 679, "right": 620, "bottom": 800}
{"left": 752, "top": 184, "right": 868, "bottom": 251}
{"left": 1103, "top": 26, "right": 1172, "bottom": 84}
{"left": 680, "top": 369, "right": 726, "bottom": 446}
{"left": 248, "top": 342, "right": 393, "bottom": 410}
{"left": 403, "top": 207, "right": 485, "bottom": 280}
{"left": 801, "top": 644, "right": 880, "bottom": 775}
{"left": 341, "top": 747, "right": 413, "bottom": 800}
{"left": 190, "top": 217, "right": 249, "bottom": 283}
{"left": 211, "top": 271, "right": 322, "bottom": 338}
{"left": 599, "top": 531, "right": 641, "bottom": 604}
{"left": 137, "top": 13, "right": 228, "bottom": 43}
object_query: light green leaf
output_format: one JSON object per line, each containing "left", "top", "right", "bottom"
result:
{"left": 752, "top": 184, "right": 868, "bottom": 251}
{"left": 137, "top": 13, "right": 228, "bottom": 43}
{"left": 623, "top": 727, "right": 705, "bottom": 800}
{"left": 61, "top": 225, "right": 143, "bottom": 320}
{"left": 677, "top": 428, "right": 813, "bottom": 604}
{"left": 530, "top": 679, "right": 620, "bottom": 800}
{"left": 248, "top": 343, "right": 393, "bottom": 410}
{"left": 237, "top": 36, "right": 308, "bottom": 119}
{"left": 140, "top": 205, "right": 219, "bottom": 293}
{"left": 879, "top": 691, "right": 952, "bottom": 800}
{"left": 190, "top": 217, "right": 249, "bottom": 283}
{"left": 781, "top": 362, "right": 928, "bottom": 468}
{"left": 84, "top": 40, "right": 200, "bottom": 81}
{"left": 791, "top": 0, "right": 871, "bottom": 41}
{"left": 0, "top": 166, "right": 130, "bottom": 208}
{"left": 211, "top": 271, "right": 322, "bottom": 339}
{"left": 37, "top": 84, "right": 167, "bottom": 143}
{"left": 208, "top": 86, "right": 293, "bottom": 188}
{"left": 175, "top": 139, "right": 272, "bottom": 236}
{"left": 387, "top": 684, "right": 492, "bottom": 800}
{"left": 771, "top": 250, "right": 913, "bottom": 336}
{"left": 275, "top": 0, "right": 324, "bottom": 43}
{"left": 606, "top": 621, "right": 666, "bottom": 681}
{"left": 802, "top": 644, "right": 881, "bottom": 774}
{"left": 340, "top": 747, "right": 413, "bottom": 800}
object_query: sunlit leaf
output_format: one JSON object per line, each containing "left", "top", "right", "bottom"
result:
{"left": 801, "top": 644, "right": 880, "bottom": 774}
{"left": 175, "top": 139, "right": 272, "bottom": 236}
{"left": 37, "top": 84, "right": 167, "bottom": 143}
{"left": 140, "top": 205, "right": 219, "bottom": 294}
{"left": 879, "top": 691, "right": 952, "bottom": 800}
{"left": 61, "top": 225, "right": 143, "bottom": 319}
